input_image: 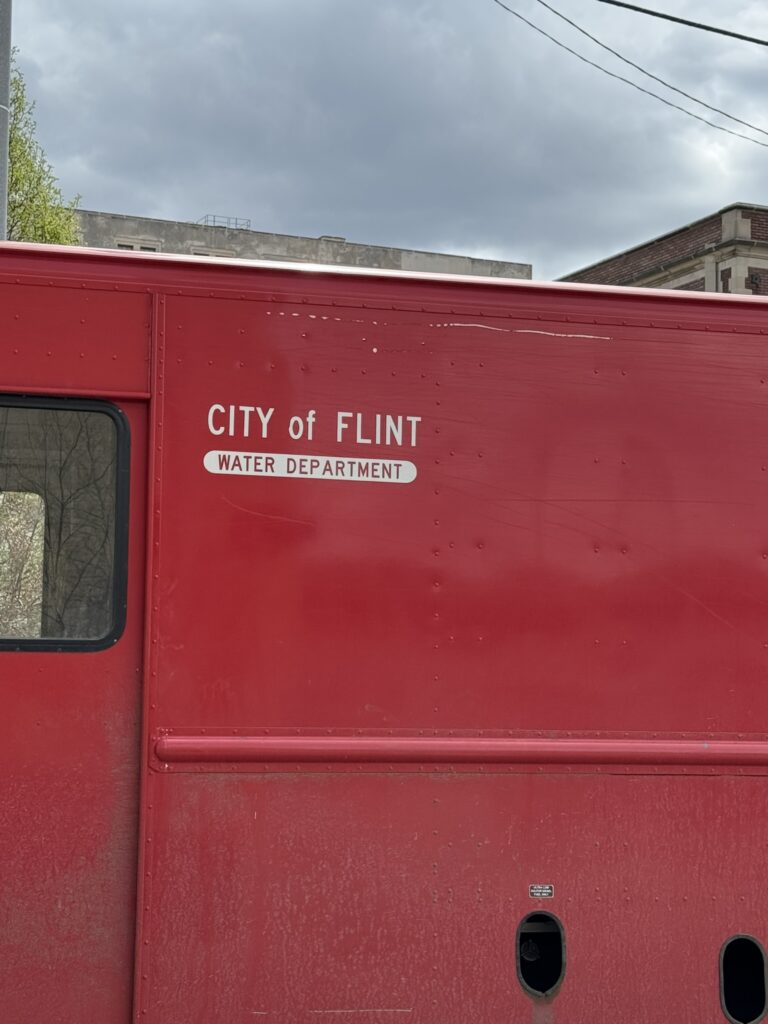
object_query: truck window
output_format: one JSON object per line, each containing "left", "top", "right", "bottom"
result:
{"left": 0, "top": 399, "right": 128, "bottom": 649}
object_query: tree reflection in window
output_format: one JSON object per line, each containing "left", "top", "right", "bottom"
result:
{"left": 0, "top": 405, "right": 118, "bottom": 640}
{"left": 0, "top": 491, "right": 45, "bottom": 637}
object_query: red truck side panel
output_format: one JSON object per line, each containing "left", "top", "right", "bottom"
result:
{"left": 137, "top": 272, "right": 768, "bottom": 1020}
{"left": 0, "top": 402, "right": 147, "bottom": 1024}
{"left": 0, "top": 277, "right": 150, "bottom": 397}
{"left": 0, "top": 256, "right": 150, "bottom": 1023}
{"left": 143, "top": 772, "right": 766, "bottom": 1022}
{"left": 149, "top": 289, "right": 768, "bottom": 737}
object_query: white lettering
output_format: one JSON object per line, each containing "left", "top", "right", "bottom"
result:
{"left": 239, "top": 405, "right": 255, "bottom": 437}
{"left": 256, "top": 407, "right": 274, "bottom": 438}
{"left": 208, "top": 404, "right": 226, "bottom": 435}
{"left": 407, "top": 415, "right": 421, "bottom": 447}
{"left": 209, "top": 405, "right": 421, "bottom": 447}
{"left": 356, "top": 413, "right": 372, "bottom": 445}
{"left": 337, "top": 411, "right": 352, "bottom": 442}
{"left": 386, "top": 415, "right": 403, "bottom": 446}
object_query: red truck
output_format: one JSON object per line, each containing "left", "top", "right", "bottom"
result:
{"left": 1, "top": 241, "right": 767, "bottom": 1024}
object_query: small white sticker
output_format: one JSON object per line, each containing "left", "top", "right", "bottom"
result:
{"left": 529, "top": 884, "right": 554, "bottom": 899}
{"left": 204, "top": 450, "right": 417, "bottom": 484}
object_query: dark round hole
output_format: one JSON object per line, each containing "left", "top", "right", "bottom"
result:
{"left": 517, "top": 912, "right": 565, "bottom": 998}
{"left": 721, "top": 935, "right": 767, "bottom": 1024}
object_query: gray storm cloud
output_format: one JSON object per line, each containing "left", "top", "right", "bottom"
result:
{"left": 14, "top": 0, "right": 768, "bottom": 277}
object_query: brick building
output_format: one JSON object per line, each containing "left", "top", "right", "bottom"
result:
{"left": 561, "top": 204, "right": 768, "bottom": 295}
{"left": 74, "top": 210, "right": 531, "bottom": 281}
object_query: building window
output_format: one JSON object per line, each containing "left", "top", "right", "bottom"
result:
{"left": 190, "top": 247, "right": 235, "bottom": 258}
{"left": 115, "top": 239, "right": 160, "bottom": 253}
{"left": 0, "top": 399, "right": 129, "bottom": 649}
{"left": 262, "top": 253, "right": 309, "bottom": 263}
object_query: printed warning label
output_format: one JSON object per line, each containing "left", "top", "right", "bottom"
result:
{"left": 204, "top": 450, "right": 417, "bottom": 484}
{"left": 528, "top": 884, "right": 555, "bottom": 899}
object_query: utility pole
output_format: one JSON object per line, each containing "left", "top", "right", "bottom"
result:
{"left": 0, "top": 0, "right": 11, "bottom": 240}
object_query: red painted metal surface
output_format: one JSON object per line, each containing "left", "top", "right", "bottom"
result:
{"left": 0, "top": 276, "right": 151, "bottom": 396}
{"left": 3, "top": 241, "right": 768, "bottom": 1022}
{"left": 143, "top": 771, "right": 768, "bottom": 1022}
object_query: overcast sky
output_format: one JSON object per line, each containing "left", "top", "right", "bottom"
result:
{"left": 13, "top": 0, "right": 768, "bottom": 278}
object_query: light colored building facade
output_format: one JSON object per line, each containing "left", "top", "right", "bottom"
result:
{"left": 75, "top": 210, "right": 531, "bottom": 280}
{"left": 562, "top": 204, "right": 768, "bottom": 295}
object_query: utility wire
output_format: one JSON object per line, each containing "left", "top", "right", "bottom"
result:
{"left": 489, "top": 0, "right": 768, "bottom": 150}
{"left": 596, "top": 0, "right": 768, "bottom": 49}
{"left": 533, "top": 0, "right": 768, "bottom": 140}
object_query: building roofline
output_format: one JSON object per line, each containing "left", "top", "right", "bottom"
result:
{"left": 75, "top": 209, "right": 528, "bottom": 268}
{"left": 560, "top": 202, "right": 768, "bottom": 281}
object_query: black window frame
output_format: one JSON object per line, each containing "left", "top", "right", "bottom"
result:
{"left": 0, "top": 395, "right": 130, "bottom": 653}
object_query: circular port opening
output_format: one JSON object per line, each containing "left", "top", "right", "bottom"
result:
{"left": 721, "top": 935, "right": 767, "bottom": 1024}
{"left": 516, "top": 911, "right": 565, "bottom": 998}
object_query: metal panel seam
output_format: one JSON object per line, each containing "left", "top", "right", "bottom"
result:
{"left": 132, "top": 290, "right": 166, "bottom": 1023}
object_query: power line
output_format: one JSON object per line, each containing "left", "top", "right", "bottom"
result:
{"left": 595, "top": 0, "right": 768, "bottom": 49}
{"left": 489, "top": 0, "right": 768, "bottom": 150}
{"left": 533, "top": 0, "right": 768, "bottom": 140}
